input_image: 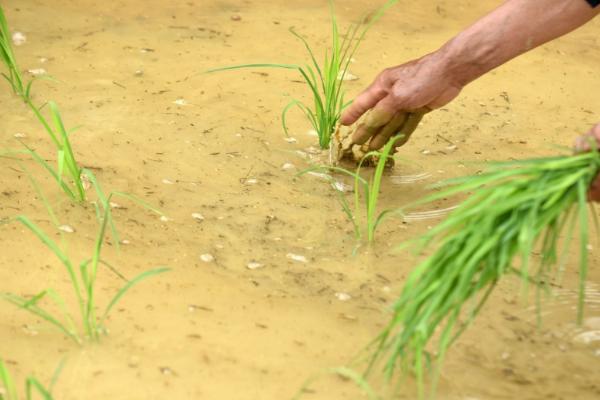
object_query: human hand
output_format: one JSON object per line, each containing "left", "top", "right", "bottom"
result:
{"left": 340, "top": 51, "right": 464, "bottom": 150}
{"left": 575, "top": 122, "right": 600, "bottom": 202}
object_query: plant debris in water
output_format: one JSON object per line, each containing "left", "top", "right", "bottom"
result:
{"left": 366, "top": 150, "right": 600, "bottom": 398}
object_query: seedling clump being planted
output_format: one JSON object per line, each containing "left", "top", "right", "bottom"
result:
{"left": 208, "top": 0, "right": 398, "bottom": 150}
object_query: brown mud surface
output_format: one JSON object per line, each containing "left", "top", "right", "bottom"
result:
{"left": 1, "top": 1, "right": 600, "bottom": 399}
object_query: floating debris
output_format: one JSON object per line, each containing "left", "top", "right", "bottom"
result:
{"left": 134, "top": 69, "right": 144, "bottom": 77}
{"left": 281, "top": 163, "right": 295, "bottom": 170}
{"left": 332, "top": 181, "right": 353, "bottom": 192}
{"left": 573, "top": 330, "right": 600, "bottom": 344}
{"left": 27, "top": 68, "right": 46, "bottom": 76}
{"left": 245, "top": 178, "right": 258, "bottom": 185}
{"left": 12, "top": 32, "right": 26, "bottom": 46}
{"left": 338, "top": 71, "right": 358, "bottom": 81}
{"left": 306, "top": 129, "right": 319, "bottom": 137}
{"left": 284, "top": 137, "right": 297, "bottom": 144}
{"left": 286, "top": 253, "right": 308, "bottom": 263}
{"left": 13, "top": 132, "right": 26, "bottom": 138}
{"left": 120, "top": 239, "right": 131, "bottom": 245}
{"left": 247, "top": 261, "right": 264, "bottom": 270}
{"left": 162, "top": 178, "right": 175, "bottom": 185}
{"left": 109, "top": 201, "right": 122, "bottom": 209}
{"left": 159, "top": 215, "right": 171, "bottom": 222}
{"left": 231, "top": 14, "right": 242, "bottom": 21}
{"left": 173, "top": 98, "right": 188, "bottom": 106}
{"left": 335, "top": 292, "right": 352, "bottom": 301}
{"left": 200, "top": 253, "right": 215, "bottom": 263}
{"left": 191, "top": 213, "right": 205, "bottom": 221}
{"left": 58, "top": 225, "right": 75, "bottom": 233}
{"left": 306, "top": 171, "right": 331, "bottom": 180}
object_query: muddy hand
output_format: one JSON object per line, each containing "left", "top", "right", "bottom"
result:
{"left": 574, "top": 122, "right": 600, "bottom": 202}
{"left": 340, "top": 52, "right": 465, "bottom": 150}
{"left": 350, "top": 107, "right": 429, "bottom": 151}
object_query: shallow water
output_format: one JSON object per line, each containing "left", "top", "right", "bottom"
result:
{"left": 1, "top": 0, "right": 600, "bottom": 399}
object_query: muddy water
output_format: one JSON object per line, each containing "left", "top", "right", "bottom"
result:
{"left": 1, "top": 0, "right": 600, "bottom": 399}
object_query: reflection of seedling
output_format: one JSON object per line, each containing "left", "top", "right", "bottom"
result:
{"left": 0, "top": 359, "right": 60, "bottom": 400}
{"left": 367, "top": 151, "right": 600, "bottom": 398}
{"left": 300, "top": 136, "right": 401, "bottom": 242}
{"left": 208, "top": 0, "right": 397, "bottom": 149}
{"left": 1, "top": 187, "right": 169, "bottom": 344}
{"left": 0, "top": 6, "right": 27, "bottom": 99}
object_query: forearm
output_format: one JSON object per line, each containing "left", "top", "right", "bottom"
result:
{"left": 440, "top": 0, "right": 600, "bottom": 85}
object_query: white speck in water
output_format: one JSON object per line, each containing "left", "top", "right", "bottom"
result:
{"left": 306, "top": 129, "right": 319, "bottom": 137}
{"left": 134, "top": 69, "right": 144, "bottom": 77}
{"left": 281, "top": 163, "right": 295, "bottom": 170}
{"left": 421, "top": 149, "right": 431, "bottom": 155}
{"left": 335, "top": 292, "right": 352, "bottom": 301}
{"left": 247, "top": 261, "right": 264, "bottom": 270}
{"left": 573, "top": 330, "right": 600, "bottom": 344}
{"left": 39, "top": 57, "right": 48, "bottom": 63}
{"left": 501, "top": 352, "right": 510, "bottom": 360}
{"left": 587, "top": 244, "right": 593, "bottom": 252}
{"left": 13, "top": 132, "right": 26, "bottom": 138}
{"left": 332, "top": 181, "right": 353, "bottom": 192}
{"left": 338, "top": 71, "right": 358, "bottom": 81}
{"left": 307, "top": 171, "right": 331, "bottom": 180}
{"left": 58, "top": 225, "right": 75, "bottom": 233}
{"left": 121, "top": 239, "right": 130, "bottom": 245}
{"left": 162, "top": 178, "right": 175, "bottom": 185}
{"left": 27, "top": 68, "right": 46, "bottom": 76}
{"left": 245, "top": 178, "right": 258, "bottom": 185}
{"left": 191, "top": 213, "right": 205, "bottom": 221}
{"left": 382, "top": 286, "right": 391, "bottom": 293}
{"left": 286, "top": 253, "right": 308, "bottom": 263}
{"left": 173, "top": 98, "right": 188, "bottom": 106}
{"left": 160, "top": 216, "right": 170, "bottom": 222}
{"left": 200, "top": 254, "right": 215, "bottom": 263}
{"left": 109, "top": 201, "right": 122, "bottom": 209}
{"left": 12, "top": 32, "right": 26, "bottom": 46}
{"left": 284, "top": 137, "right": 297, "bottom": 143}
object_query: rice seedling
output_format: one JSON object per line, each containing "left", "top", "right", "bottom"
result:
{"left": 0, "top": 359, "right": 59, "bottom": 400}
{"left": 22, "top": 101, "right": 87, "bottom": 202}
{"left": 300, "top": 135, "right": 402, "bottom": 242}
{"left": 0, "top": 5, "right": 27, "bottom": 99}
{"left": 365, "top": 150, "right": 600, "bottom": 398}
{"left": 0, "top": 186, "right": 169, "bottom": 344}
{"left": 207, "top": 0, "right": 397, "bottom": 149}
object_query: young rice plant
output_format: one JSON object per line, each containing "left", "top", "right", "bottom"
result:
{"left": 0, "top": 5, "right": 27, "bottom": 99}
{"left": 300, "top": 135, "right": 402, "bottom": 243}
{"left": 1, "top": 183, "right": 169, "bottom": 344}
{"left": 0, "top": 359, "right": 58, "bottom": 400}
{"left": 365, "top": 150, "right": 600, "bottom": 398}
{"left": 207, "top": 0, "right": 397, "bottom": 149}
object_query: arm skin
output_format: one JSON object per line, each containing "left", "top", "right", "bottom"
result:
{"left": 341, "top": 0, "right": 600, "bottom": 152}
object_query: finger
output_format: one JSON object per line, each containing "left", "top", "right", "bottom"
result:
{"left": 368, "top": 112, "right": 408, "bottom": 150}
{"left": 575, "top": 124, "right": 600, "bottom": 152}
{"left": 589, "top": 174, "right": 600, "bottom": 202}
{"left": 340, "top": 84, "right": 387, "bottom": 126}
{"left": 351, "top": 108, "right": 395, "bottom": 145}
{"left": 394, "top": 110, "right": 427, "bottom": 148}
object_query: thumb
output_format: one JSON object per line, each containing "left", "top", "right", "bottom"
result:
{"left": 340, "top": 85, "right": 387, "bottom": 126}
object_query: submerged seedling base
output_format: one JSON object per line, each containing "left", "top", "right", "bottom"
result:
{"left": 331, "top": 122, "right": 395, "bottom": 168}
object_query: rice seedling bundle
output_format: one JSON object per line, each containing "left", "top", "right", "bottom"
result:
{"left": 367, "top": 150, "right": 600, "bottom": 397}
